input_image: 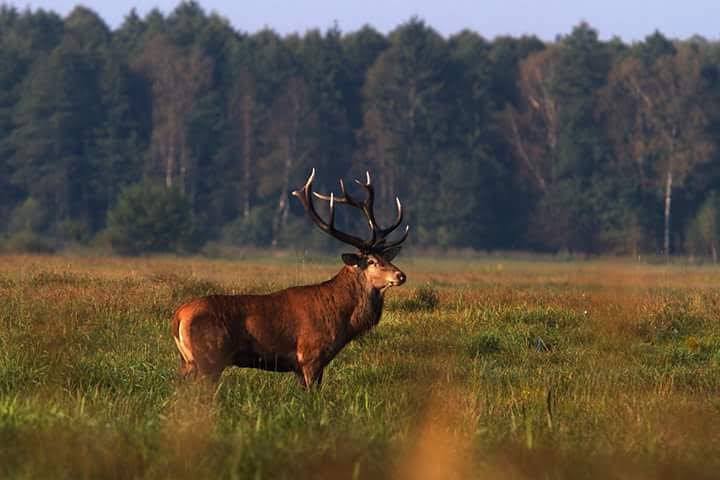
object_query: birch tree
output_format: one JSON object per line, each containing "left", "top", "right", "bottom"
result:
{"left": 135, "top": 34, "right": 212, "bottom": 197}
{"left": 265, "top": 76, "right": 317, "bottom": 245}
{"left": 504, "top": 46, "right": 561, "bottom": 194}
{"left": 604, "top": 43, "right": 713, "bottom": 257}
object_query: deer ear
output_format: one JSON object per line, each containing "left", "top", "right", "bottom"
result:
{"left": 381, "top": 246, "right": 402, "bottom": 262}
{"left": 341, "top": 253, "right": 361, "bottom": 266}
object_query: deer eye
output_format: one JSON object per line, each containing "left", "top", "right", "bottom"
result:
{"left": 367, "top": 259, "right": 376, "bottom": 266}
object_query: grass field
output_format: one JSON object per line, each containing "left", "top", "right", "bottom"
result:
{"left": 1, "top": 253, "right": 719, "bottom": 479}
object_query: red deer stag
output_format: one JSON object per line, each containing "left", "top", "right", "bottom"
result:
{"left": 171, "top": 169, "right": 409, "bottom": 387}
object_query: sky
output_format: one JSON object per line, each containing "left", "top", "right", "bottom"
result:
{"left": 8, "top": 0, "right": 720, "bottom": 41}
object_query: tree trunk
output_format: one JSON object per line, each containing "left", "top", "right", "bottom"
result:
{"left": 269, "top": 77, "right": 310, "bottom": 246}
{"left": 663, "top": 169, "right": 673, "bottom": 260}
{"left": 165, "top": 141, "right": 175, "bottom": 189}
{"left": 241, "top": 92, "right": 253, "bottom": 219}
{"left": 272, "top": 136, "right": 294, "bottom": 247}
{"left": 508, "top": 110, "right": 547, "bottom": 193}
{"left": 179, "top": 145, "right": 188, "bottom": 197}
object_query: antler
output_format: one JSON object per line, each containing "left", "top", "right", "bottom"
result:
{"left": 293, "top": 169, "right": 409, "bottom": 252}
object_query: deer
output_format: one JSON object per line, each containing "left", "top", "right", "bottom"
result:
{"left": 171, "top": 169, "right": 409, "bottom": 388}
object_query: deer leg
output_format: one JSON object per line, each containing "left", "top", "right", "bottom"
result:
{"left": 178, "top": 357, "right": 198, "bottom": 380}
{"left": 194, "top": 359, "right": 225, "bottom": 384}
{"left": 202, "top": 370, "right": 223, "bottom": 384}
{"left": 300, "top": 362, "right": 324, "bottom": 389}
{"left": 295, "top": 370, "right": 308, "bottom": 388}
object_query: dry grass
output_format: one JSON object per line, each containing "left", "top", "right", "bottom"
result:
{"left": 1, "top": 253, "right": 719, "bottom": 479}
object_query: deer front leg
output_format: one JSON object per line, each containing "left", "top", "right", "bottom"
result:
{"left": 301, "top": 363, "right": 324, "bottom": 389}
{"left": 296, "top": 345, "right": 326, "bottom": 389}
{"left": 294, "top": 368, "right": 320, "bottom": 389}
{"left": 295, "top": 355, "right": 324, "bottom": 389}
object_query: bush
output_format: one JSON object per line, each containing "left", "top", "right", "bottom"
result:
{"left": 56, "top": 220, "right": 91, "bottom": 244}
{"left": 7, "top": 197, "right": 48, "bottom": 234}
{"left": 470, "top": 333, "right": 503, "bottom": 355}
{"left": 2, "top": 231, "right": 55, "bottom": 254}
{"left": 686, "top": 192, "right": 720, "bottom": 261}
{"left": 105, "top": 181, "right": 194, "bottom": 255}
{"left": 221, "top": 206, "right": 274, "bottom": 246}
{"left": 398, "top": 283, "right": 441, "bottom": 311}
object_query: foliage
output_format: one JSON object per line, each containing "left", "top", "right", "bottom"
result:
{"left": 1, "top": 230, "right": 55, "bottom": 253}
{"left": 399, "top": 283, "right": 441, "bottom": 311}
{"left": 2, "top": 5, "right": 720, "bottom": 255}
{"left": 7, "top": 197, "right": 47, "bottom": 234}
{"left": 686, "top": 191, "right": 720, "bottom": 261}
{"left": 105, "top": 180, "right": 194, "bottom": 254}
{"left": 221, "top": 206, "right": 274, "bottom": 246}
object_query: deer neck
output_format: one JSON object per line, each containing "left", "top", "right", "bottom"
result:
{"left": 331, "top": 266, "right": 384, "bottom": 338}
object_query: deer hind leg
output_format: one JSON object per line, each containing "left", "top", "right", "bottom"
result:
{"left": 178, "top": 358, "right": 198, "bottom": 379}
{"left": 174, "top": 338, "right": 220, "bottom": 382}
{"left": 194, "top": 358, "right": 225, "bottom": 383}
{"left": 174, "top": 333, "right": 197, "bottom": 379}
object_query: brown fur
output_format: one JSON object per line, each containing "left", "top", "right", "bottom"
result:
{"left": 171, "top": 254, "right": 404, "bottom": 387}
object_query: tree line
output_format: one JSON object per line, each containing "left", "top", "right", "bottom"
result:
{"left": 3, "top": 2, "right": 720, "bottom": 257}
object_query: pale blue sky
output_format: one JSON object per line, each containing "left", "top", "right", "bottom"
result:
{"left": 8, "top": 0, "right": 720, "bottom": 41}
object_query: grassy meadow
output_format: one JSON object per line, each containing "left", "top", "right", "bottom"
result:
{"left": 1, "top": 253, "right": 719, "bottom": 479}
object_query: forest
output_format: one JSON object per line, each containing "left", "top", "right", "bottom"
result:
{"left": 2, "top": 1, "right": 720, "bottom": 257}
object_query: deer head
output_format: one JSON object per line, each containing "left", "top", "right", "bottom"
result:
{"left": 292, "top": 169, "right": 409, "bottom": 290}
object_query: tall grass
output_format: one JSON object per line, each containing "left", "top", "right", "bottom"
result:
{"left": 0, "top": 254, "right": 719, "bottom": 478}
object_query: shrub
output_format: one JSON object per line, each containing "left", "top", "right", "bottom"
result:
{"left": 7, "top": 197, "right": 48, "bottom": 234}
{"left": 105, "top": 181, "right": 194, "bottom": 255}
{"left": 399, "top": 284, "right": 441, "bottom": 311}
{"left": 221, "top": 206, "right": 274, "bottom": 246}
{"left": 3, "top": 231, "right": 55, "bottom": 253}
{"left": 470, "top": 333, "right": 503, "bottom": 355}
{"left": 686, "top": 192, "right": 720, "bottom": 261}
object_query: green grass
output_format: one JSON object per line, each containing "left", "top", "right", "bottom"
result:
{"left": 0, "top": 254, "right": 719, "bottom": 479}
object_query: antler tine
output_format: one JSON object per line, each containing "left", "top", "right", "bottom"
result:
{"left": 313, "top": 179, "right": 361, "bottom": 207}
{"left": 298, "top": 169, "right": 409, "bottom": 252}
{"left": 292, "top": 169, "right": 367, "bottom": 250}
{"left": 354, "top": 170, "right": 371, "bottom": 186}
{"left": 328, "top": 192, "right": 335, "bottom": 228}
{"left": 315, "top": 178, "right": 368, "bottom": 210}
{"left": 372, "top": 196, "right": 408, "bottom": 251}
{"left": 375, "top": 197, "right": 404, "bottom": 238}
{"left": 380, "top": 225, "right": 410, "bottom": 250}
{"left": 352, "top": 171, "right": 378, "bottom": 243}
{"left": 312, "top": 172, "right": 379, "bottom": 245}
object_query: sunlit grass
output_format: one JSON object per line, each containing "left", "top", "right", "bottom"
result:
{"left": 0, "top": 253, "right": 719, "bottom": 478}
